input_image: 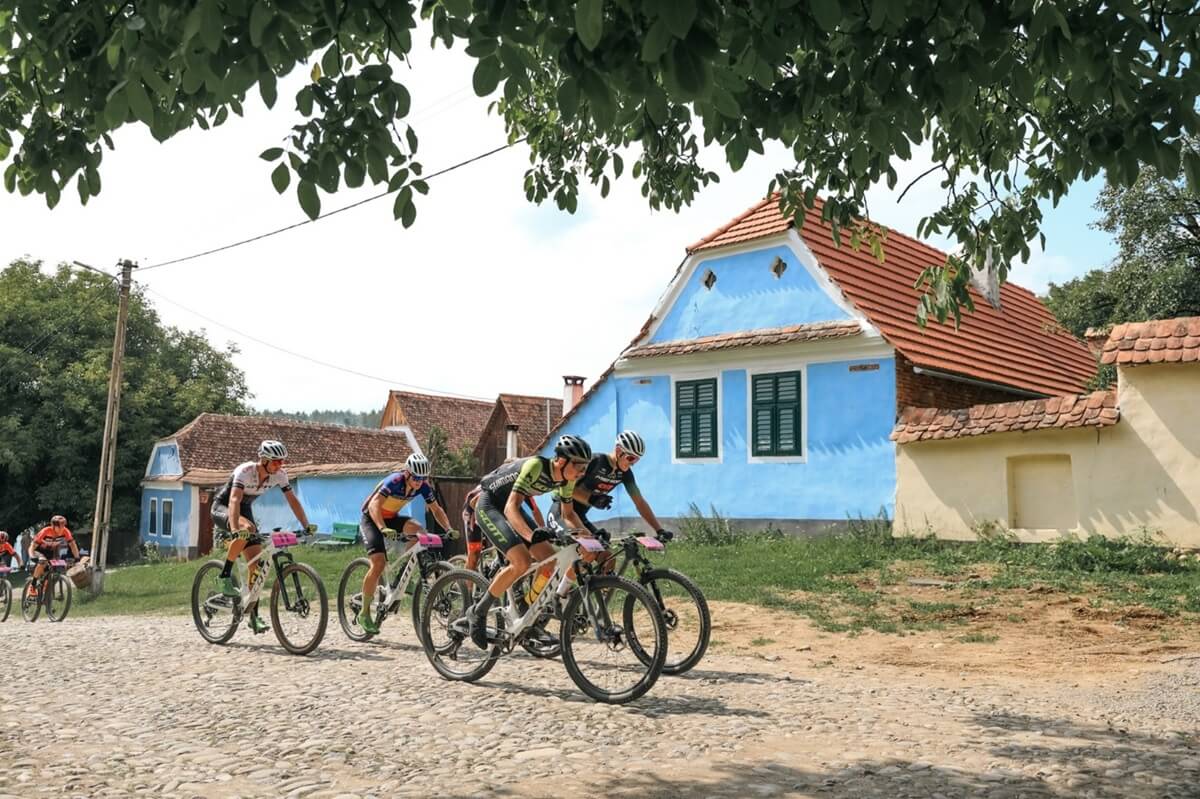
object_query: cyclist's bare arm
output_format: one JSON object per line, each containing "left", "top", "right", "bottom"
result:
{"left": 427, "top": 500, "right": 453, "bottom": 533}
{"left": 504, "top": 492, "right": 536, "bottom": 541}
{"left": 632, "top": 494, "right": 665, "bottom": 534}
{"left": 228, "top": 486, "right": 255, "bottom": 532}
{"left": 284, "top": 489, "right": 311, "bottom": 529}
{"left": 526, "top": 495, "right": 545, "bottom": 529}
{"left": 561, "top": 501, "right": 587, "bottom": 535}
{"left": 571, "top": 484, "right": 592, "bottom": 505}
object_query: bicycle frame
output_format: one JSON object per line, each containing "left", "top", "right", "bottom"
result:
{"left": 606, "top": 533, "right": 666, "bottom": 580}
{"left": 491, "top": 535, "right": 607, "bottom": 646}
{"left": 376, "top": 532, "right": 442, "bottom": 611}
{"left": 204, "top": 531, "right": 308, "bottom": 617}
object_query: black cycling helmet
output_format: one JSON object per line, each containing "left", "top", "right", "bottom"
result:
{"left": 553, "top": 434, "right": 592, "bottom": 463}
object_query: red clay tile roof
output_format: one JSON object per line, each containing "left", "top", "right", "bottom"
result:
{"left": 498, "top": 394, "right": 563, "bottom": 453}
{"left": 386, "top": 390, "right": 494, "bottom": 453}
{"left": 168, "top": 461, "right": 413, "bottom": 487}
{"left": 891, "top": 390, "right": 1118, "bottom": 443}
{"left": 166, "top": 413, "right": 414, "bottom": 474}
{"left": 624, "top": 320, "right": 862, "bottom": 359}
{"left": 689, "top": 196, "right": 1096, "bottom": 397}
{"left": 1100, "top": 317, "right": 1200, "bottom": 367}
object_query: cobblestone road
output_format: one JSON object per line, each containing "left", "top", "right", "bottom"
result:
{"left": 1, "top": 615, "right": 1196, "bottom": 798}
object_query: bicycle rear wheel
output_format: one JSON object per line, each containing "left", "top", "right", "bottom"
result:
{"left": 337, "top": 558, "right": 384, "bottom": 642}
{"left": 20, "top": 580, "right": 42, "bottom": 623}
{"left": 45, "top": 574, "right": 73, "bottom": 622}
{"left": 0, "top": 579, "right": 11, "bottom": 622}
{"left": 633, "top": 568, "right": 710, "bottom": 675}
{"left": 420, "top": 569, "right": 502, "bottom": 683}
{"left": 191, "top": 560, "right": 239, "bottom": 644}
{"left": 270, "top": 562, "right": 328, "bottom": 656}
{"left": 559, "top": 575, "right": 666, "bottom": 704}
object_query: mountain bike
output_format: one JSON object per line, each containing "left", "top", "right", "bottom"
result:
{"left": 0, "top": 565, "right": 14, "bottom": 622}
{"left": 21, "top": 557, "right": 72, "bottom": 623}
{"left": 420, "top": 530, "right": 668, "bottom": 704}
{"left": 191, "top": 529, "right": 328, "bottom": 655}
{"left": 604, "top": 532, "right": 710, "bottom": 675}
{"left": 337, "top": 531, "right": 453, "bottom": 643}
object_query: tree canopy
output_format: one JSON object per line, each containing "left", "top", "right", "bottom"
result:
{"left": 423, "top": 424, "right": 479, "bottom": 477}
{"left": 3, "top": 1, "right": 1200, "bottom": 318}
{"left": 0, "top": 260, "right": 250, "bottom": 558}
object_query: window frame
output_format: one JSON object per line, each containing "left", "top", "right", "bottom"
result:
{"left": 147, "top": 498, "right": 158, "bottom": 537}
{"left": 161, "top": 498, "right": 174, "bottom": 539}
{"left": 746, "top": 364, "right": 809, "bottom": 464}
{"left": 672, "top": 374, "right": 722, "bottom": 463}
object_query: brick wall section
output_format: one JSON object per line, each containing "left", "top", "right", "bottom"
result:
{"left": 894, "top": 352, "right": 1030, "bottom": 413}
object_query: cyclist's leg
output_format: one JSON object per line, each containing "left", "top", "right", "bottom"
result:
{"left": 214, "top": 502, "right": 255, "bottom": 578}
{"left": 469, "top": 497, "right": 531, "bottom": 647}
{"left": 359, "top": 513, "right": 390, "bottom": 619}
{"left": 462, "top": 490, "right": 483, "bottom": 570}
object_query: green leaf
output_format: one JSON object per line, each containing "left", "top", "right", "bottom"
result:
{"left": 297, "top": 87, "right": 314, "bottom": 116}
{"left": 345, "top": 159, "right": 365, "bottom": 188}
{"left": 85, "top": 166, "right": 101, "bottom": 195}
{"left": 645, "top": 87, "right": 668, "bottom": 126}
{"left": 401, "top": 198, "right": 417, "bottom": 228}
{"left": 200, "top": 0, "right": 224, "bottom": 52}
{"left": 660, "top": 0, "right": 697, "bottom": 38}
{"left": 271, "top": 162, "right": 290, "bottom": 194}
{"left": 310, "top": 63, "right": 322, "bottom": 82}
{"left": 249, "top": 1, "right": 271, "bottom": 47}
{"left": 321, "top": 44, "right": 340, "bottom": 77}
{"left": 472, "top": 56, "right": 502, "bottom": 96}
{"left": 297, "top": 180, "right": 320, "bottom": 219}
{"left": 3, "top": 163, "right": 16, "bottom": 194}
{"left": 394, "top": 83, "right": 411, "bottom": 118}
{"left": 1184, "top": 151, "right": 1200, "bottom": 194}
{"left": 126, "top": 79, "right": 155, "bottom": 125}
{"left": 557, "top": 77, "right": 580, "bottom": 122}
{"left": 810, "top": 0, "right": 841, "bottom": 32}
{"left": 260, "top": 147, "right": 284, "bottom": 161}
{"left": 641, "top": 19, "right": 672, "bottom": 62}
{"left": 259, "top": 72, "right": 278, "bottom": 108}
{"left": 77, "top": 174, "right": 89, "bottom": 205}
{"left": 393, "top": 186, "right": 412, "bottom": 220}
{"left": 576, "top": 0, "right": 604, "bottom": 51}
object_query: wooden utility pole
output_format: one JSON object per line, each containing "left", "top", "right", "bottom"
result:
{"left": 90, "top": 259, "right": 136, "bottom": 593}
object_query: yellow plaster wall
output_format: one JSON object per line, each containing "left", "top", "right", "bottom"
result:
{"left": 895, "top": 364, "right": 1200, "bottom": 547}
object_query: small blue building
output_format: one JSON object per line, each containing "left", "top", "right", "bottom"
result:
{"left": 539, "top": 197, "right": 1096, "bottom": 532}
{"left": 140, "top": 413, "right": 420, "bottom": 558}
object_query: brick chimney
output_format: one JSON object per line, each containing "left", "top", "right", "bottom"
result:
{"left": 1083, "top": 326, "right": 1113, "bottom": 358}
{"left": 562, "top": 375, "right": 585, "bottom": 414}
{"left": 504, "top": 424, "right": 519, "bottom": 460}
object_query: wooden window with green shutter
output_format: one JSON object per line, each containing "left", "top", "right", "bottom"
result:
{"left": 676, "top": 378, "right": 718, "bottom": 458}
{"left": 752, "top": 371, "right": 803, "bottom": 456}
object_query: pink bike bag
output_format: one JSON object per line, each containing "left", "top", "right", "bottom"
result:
{"left": 417, "top": 532, "right": 442, "bottom": 548}
{"left": 637, "top": 536, "right": 665, "bottom": 551}
{"left": 577, "top": 537, "right": 605, "bottom": 552}
{"left": 271, "top": 532, "right": 299, "bottom": 548}
{"left": 49, "top": 559, "right": 68, "bottom": 567}
{"left": 0, "top": 566, "right": 9, "bottom": 575}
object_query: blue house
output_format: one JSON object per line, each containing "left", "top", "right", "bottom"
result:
{"left": 140, "top": 413, "right": 420, "bottom": 558}
{"left": 539, "top": 197, "right": 1096, "bottom": 532}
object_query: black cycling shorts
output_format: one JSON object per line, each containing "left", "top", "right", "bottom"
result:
{"left": 546, "top": 499, "right": 598, "bottom": 536}
{"left": 360, "top": 513, "right": 412, "bottom": 556}
{"left": 1, "top": 552, "right": 13, "bottom": 568}
{"left": 475, "top": 493, "right": 536, "bottom": 555}
{"left": 211, "top": 501, "right": 263, "bottom": 547}
{"left": 34, "top": 546, "right": 59, "bottom": 562}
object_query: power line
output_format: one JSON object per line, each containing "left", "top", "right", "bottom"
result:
{"left": 142, "top": 285, "right": 493, "bottom": 401}
{"left": 140, "top": 138, "right": 525, "bottom": 273}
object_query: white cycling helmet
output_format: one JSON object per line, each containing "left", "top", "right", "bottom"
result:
{"left": 615, "top": 430, "right": 646, "bottom": 458}
{"left": 405, "top": 453, "right": 431, "bottom": 478}
{"left": 0, "top": 531, "right": 7, "bottom": 542}
{"left": 258, "top": 440, "right": 289, "bottom": 461}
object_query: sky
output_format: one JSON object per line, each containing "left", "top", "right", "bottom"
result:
{"left": 0, "top": 41, "right": 1117, "bottom": 414}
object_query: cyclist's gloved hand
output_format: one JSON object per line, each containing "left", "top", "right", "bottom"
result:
{"left": 304, "top": 523, "right": 318, "bottom": 535}
{"left": 444, "top": 529, "right": 461, "bottom": 541}
{"left": 382, "top": 527, "right": 401, "bottom": 541}
{"left": 656, "top": 529, "right": 675, "bottom": 543}
{"left": 529, "top": 528, "right": 555, "bottom": 545}
{"left": 588, "top": 493, "right": 613, "bottom": 510}
{"left": 595, "top": 528, "right": 612, "bottom": 545}
{"left": 553, "top": 529, "right": 576, "bottom": 547}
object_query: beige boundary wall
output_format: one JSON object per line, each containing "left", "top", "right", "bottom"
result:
{"left": 895, "top": 364, "right": 1200, "bottom": 547}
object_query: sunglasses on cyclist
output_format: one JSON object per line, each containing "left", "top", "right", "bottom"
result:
{"left": 619, "top": 453, "right": 640, "bottom": 465}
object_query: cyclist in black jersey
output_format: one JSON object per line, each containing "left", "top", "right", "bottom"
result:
{"left": 461, "top": 435, "right": 592, "bottom": 648}
{"left": 547, "top": 430, "right": 674, "bottom": 549}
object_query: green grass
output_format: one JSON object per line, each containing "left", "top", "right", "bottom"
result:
{"left": 48, "top": 526, "right": 1200, "bottom": 637}
{"left": 957, "top": 632, "right": 1000, "bottom": 644}
{"left": 70, "top": 545, "right": 363, "bottom": 618}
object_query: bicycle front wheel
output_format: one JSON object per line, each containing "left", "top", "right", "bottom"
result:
{"left": 20, "top": 580, "right": 42, "bottom": 623}
{"left": 560, "top": 575, "right": 667, "bottom": 704}
{"left": 409, "top": 559, "right": 454, "bottom": 646}
{"left": 270, "top": 562, "right": 328, "bottom": 655}
{"left": 45, "top": 574, "right": 73, "bottom": 622}
{"left": 337, "top": 558, "right": 383, "bottom": 642}
{"left": 635, "top": 568, "right": 711, "bottom": 675}
{"left": 191, "top": 560, "right": 239, "bottom": 644}
{"left": 0, "top": 579, "right": 11, "bottom": 622}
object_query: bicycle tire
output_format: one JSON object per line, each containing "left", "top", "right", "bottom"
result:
{"left": 559, "top": 575, "right": 667, "bottom": 704}
{"left": 337, "top": 558, "right": 381, "bottom": 642}
{"left": 269, "top": 562, "right": 328, "bottom": 656}
{"left": 409, "top": 559, "right": 454, "bottom": 647}
{"left": 635, "top": 568, "right": 710, "bottom": 675}
{"left": 0, "top": 579, "right": 11, "bottom": 623}
{"left": 45, "top": 574, "right": 73, "bottom": 622}
{"left": 20, "top": 579, "right": 41, "bottom": 623}
{"left": 191, "top": 560, "right": 239, "bottom": 644}
{"left": 420, "top": 568, "right": 502, "bottom": 683}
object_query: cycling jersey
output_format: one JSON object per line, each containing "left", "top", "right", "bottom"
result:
{"left": 0, "top": 541, "right": 15, "bottom": 563}
{"left": 479, "top": 456, "right": 575, "bottom": 506}
{"left": 578, "top": 454, "right": 642, "bottom": 501}
{"left": 362, "top": 470, "right": 434, "bottom": 519}
{"left": 32, "top": 526, "right": 74, "bottom": 551}
{"left": 213, "top": 461, "right": 291, "bottom": 506}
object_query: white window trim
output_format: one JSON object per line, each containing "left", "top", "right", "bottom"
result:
{"left": 670, "top": 370, "right": 723, "bottom": 465}
{"left": 161, "top": 498, "right": 174, "bottom": 538}
{"left": 746, "top": 363, "right": 809, "bottom": 464}
{"left": 147, "top": 498, "right": 158, "bottom": 537}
